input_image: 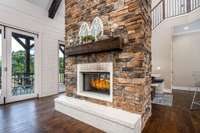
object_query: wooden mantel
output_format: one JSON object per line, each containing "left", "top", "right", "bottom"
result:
{"left": 66, "top": 37, "right": 123, "bottom": 56}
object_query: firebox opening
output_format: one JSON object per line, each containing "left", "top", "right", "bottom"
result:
{"left": 82, "top": 72, "right": 110, "bottom": 95}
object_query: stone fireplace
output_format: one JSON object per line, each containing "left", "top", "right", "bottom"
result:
{"left": 77, "top": 63, "right": 113, "bottom": 102}
{"left": 57, "top": 0, "right": 152, "bottom": 132}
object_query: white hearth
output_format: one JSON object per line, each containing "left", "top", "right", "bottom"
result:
{"left": 55, "top": 96, "right": 142, "bottom": 133}
{"left": 77, "top": 62, "right": 113, "bottom": 102}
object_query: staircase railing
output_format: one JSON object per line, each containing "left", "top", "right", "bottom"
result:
{"left": 152, "top": 0, "right": 200, "bottom": 29}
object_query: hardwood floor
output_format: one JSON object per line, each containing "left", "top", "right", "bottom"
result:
{"left": 143, "top": 90, "right": 200, "bottom": 133}
{"left": 0, "top": 90, "right": 199, "bottom": 133}
{"left": 0, "top": 95, "right": 103, "bottom": 133}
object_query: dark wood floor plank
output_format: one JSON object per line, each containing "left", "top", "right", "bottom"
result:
{"left": 0, "top": 95, "right": 103, "bottom": 133}
{"left": 143, "top": 90, "right": 200, "bottom": 133}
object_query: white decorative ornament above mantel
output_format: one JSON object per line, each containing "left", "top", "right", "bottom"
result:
{"left": 79, "top": 17, "right": 104, "bottom": 42}
{"left": 90, "top": 17, "right": 104, "bottom": 40}
{"left": 79, "top": 22, "right": 90, "bottom": 38}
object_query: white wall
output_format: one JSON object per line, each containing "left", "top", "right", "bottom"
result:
{"left": 152, "top": 7, "right": 200, "bottom": 91}
{"left": 0, "top": 0, "right": 65, "bottom": 97}
{"left": 172, "top": 32, "right": 200, "bottom": 87}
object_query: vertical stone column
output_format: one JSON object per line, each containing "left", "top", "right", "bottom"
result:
{"left": 64, "top": 0, "right": 152, "bottom": 128}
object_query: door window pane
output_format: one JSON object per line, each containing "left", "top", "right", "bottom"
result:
{"left": 59, "top": 45, "right": 64, "bottom": 84}
{"left": 11, "top": 33, "right": 35, "bottom": 96}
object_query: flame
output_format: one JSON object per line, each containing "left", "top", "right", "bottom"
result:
{"left": 90, "top": 79, "right": 110, "bottom": 90}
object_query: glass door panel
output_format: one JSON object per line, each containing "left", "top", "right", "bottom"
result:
{"left": 6, "top": 28, "right": 37, "bottom": 103}
{"left": 58, "top": 44, "right": 65, "bottom": 93}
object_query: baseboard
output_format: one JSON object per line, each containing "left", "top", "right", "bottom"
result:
{"left": 173, "top": 86, "right": 200, "bottom": 92}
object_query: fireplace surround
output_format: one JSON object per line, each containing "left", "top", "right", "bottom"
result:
{"left": 55, "top": 0, "right": 152, "bottom": 132}
{"left": 77, "top": 63, "right": 113, "bottom": 102}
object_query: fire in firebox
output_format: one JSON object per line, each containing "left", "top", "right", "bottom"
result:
{"left": 90, "top": 79, "right": 110, "bottom": 90}
{"left": 82, "top": 72, "right": 110, "bottom": 95}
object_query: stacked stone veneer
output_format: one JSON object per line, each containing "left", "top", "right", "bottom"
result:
{"left": 65, "top": 0, "right": 152, "bottom": 127}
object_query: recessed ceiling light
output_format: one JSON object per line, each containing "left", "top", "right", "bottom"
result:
{"left": 184, "top": 26, "right": 189, "bottom": 30}
{"left": 157, "top": 66, "right": 161, "bottom": 70}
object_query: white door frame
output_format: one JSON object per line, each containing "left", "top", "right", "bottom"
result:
{"left": 5, "top": 28, "right": 39, "bottom": 103}
{"left": 0, "top": 26, "right": 6, "bottom": 104}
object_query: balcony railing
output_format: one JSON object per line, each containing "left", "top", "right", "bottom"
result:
{"left": 59, "top": 73, "right": 64, "bottom": 84}
{"left": 12, "top": 73, "right": 34, "bottom": 96}
{"left": 152, "top": 0, "right": 200, "bottom": 29}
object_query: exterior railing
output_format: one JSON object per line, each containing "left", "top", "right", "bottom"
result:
{"left": 12, "top": 73, "right": 34, "bottom": 96}
{"left": 12, "top": 73, "right": 34, "bottom": 87}
{"left": 152, "top": 0, "right": 200, "bottom": 29}
{"left": 59, "top": 73, "right": 64, "bottom": 84}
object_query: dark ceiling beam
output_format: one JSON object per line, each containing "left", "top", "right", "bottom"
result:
{"left": 48, "top": 0, "right": 62, "bottom": 19}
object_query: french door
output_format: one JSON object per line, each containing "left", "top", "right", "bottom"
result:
{"left": 0, "top": 27, "right": 38, "bottom": 104}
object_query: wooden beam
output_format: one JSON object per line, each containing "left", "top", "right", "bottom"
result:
{"left": 48, "top": 0, "right": 62, "bottom": 19}
{"left": 13, "top": 35, "right": 27, "bottom": 50}
{"left": 30, "top": 44, "right": 34, "bottom": 49}
{"left": 12, "top": 32, "right": 34, "bottom": 40}
{"left": 13, "top": 33, "right": 32, "bottom": 75}
{"left": 66, "top": 37, "right": 123, "bottom": 56}
{"left": 25, "top": 39, "right": 31, "bottom": 74}
{"left": 59, "top": 47, "right": 65, "bottom": 54}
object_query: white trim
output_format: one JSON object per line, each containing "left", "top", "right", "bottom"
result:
{"left": 0, "top": 21, "right": 39, "bottom": 36}
{"left": 55, "top": 96, "right": 141, "bottom": 133}
{"left": 163, "top": 88, "right": 172, "bottom": 93}
{"left": 173, "top": 29, "right": 200, "bottom": 36}
{"left": 170, "top": 26, "right": 174, "bottom": 93}
{"left": 173, "top": 86, "right": 200, "bottom": 92}
{"left": 57, "top": 42, "right": 60, "bottom": 93}
{"left": 0, "top": 26, "right": 6, "bottom": 104}
{"left": 5, "top": 94, "right": 37, "bottom": 103}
